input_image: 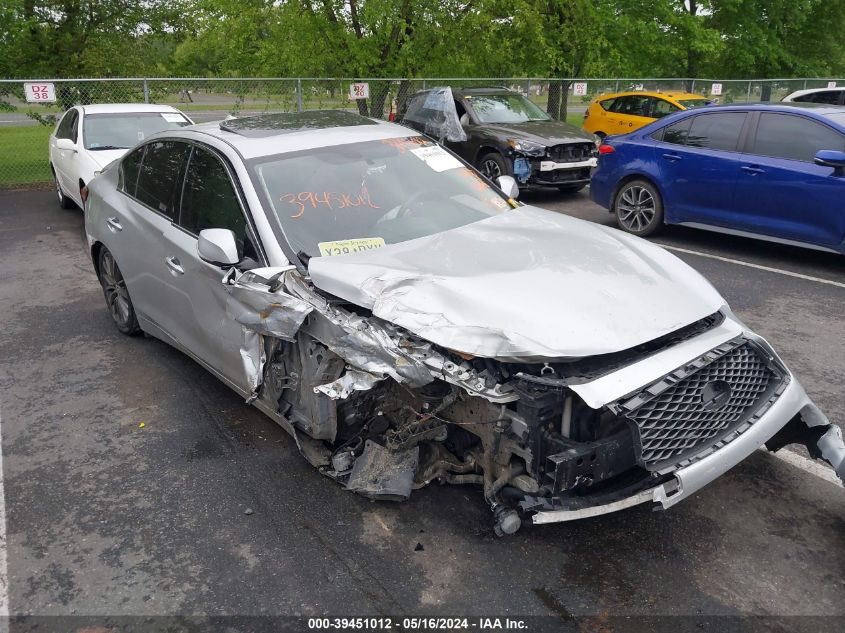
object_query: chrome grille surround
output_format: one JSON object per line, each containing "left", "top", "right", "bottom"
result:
{"left": 616, "top": 338, "right": 788, "bottom": 472}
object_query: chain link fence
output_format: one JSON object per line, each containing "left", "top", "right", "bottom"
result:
{"left": 2, "top": 76, "right": 842, "bottom": 187}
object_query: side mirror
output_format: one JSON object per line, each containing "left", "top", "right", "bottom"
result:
{"left": 814, "top": 150, "right": 845, "bottom": 176}
{"left": 55, "top": 138, "right": 76, "bottom": 152}
{"left": 497, "top": 175, "right": 520, "bottom": 199}
{"left": 198, "top": 228, "right": 240, "bottom": 266}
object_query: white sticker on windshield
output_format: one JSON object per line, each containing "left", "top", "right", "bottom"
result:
{"left": 410, "top": 146, "right": 463, "bottom": 172}
{"left": 161, "top": 112, "right": 186, "bottom": 123}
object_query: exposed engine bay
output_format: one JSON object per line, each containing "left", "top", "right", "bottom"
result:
{"left": 227, "top": 267, "right": 845, "bottom": 536}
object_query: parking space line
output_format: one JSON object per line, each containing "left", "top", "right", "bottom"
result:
{"left": 759, "top": 446, "right": 842, "bottom": 487}
{"left": 660, "top": 245, "right": 845, "bottom": 289}
{"left": 0, "top": 414, "right": 8, "bottom": 625}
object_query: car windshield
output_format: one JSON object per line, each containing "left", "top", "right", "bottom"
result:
{"left": 250, "top": 137, "right": 512, "bottom": 260}
{"left": 821, "top": 112, "right": 845, "bottom": 125}
{"left": 677, "top": 98, "right": 714, "bottom": 109}
{"left": 466, "top": 94, "right": 551, "bottom": 123}
{"left": 83, "top": 112, "right": 191, "bottom": 150}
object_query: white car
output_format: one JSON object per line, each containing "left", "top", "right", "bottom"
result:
{"left": 49, "top": 103, "right": 193, "bottom": 209}
{"left": 782, "top": 87, "right": 845, "bottom": 106}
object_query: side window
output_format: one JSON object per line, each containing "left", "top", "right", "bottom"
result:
{"left": 651, "top": 98, "right": 680, "bottom": 119}
{"left": 179, "top": 147, "right": 257, "bottom": 259}
{"left": 606, "top": 97, "right": 628, "bottom": 113}
{"left": 795, "top": 91, "right": 839, "bottom": 105}
{"left": 751, "top": 113, "right": 842, "bottom": 162}
{"left": 118, "top": 146, "right": 145, "bottom": 197}
{"left": 134, "top": 141, "right": 190, "bottom": 219}
{"left": 56, "top": 109, "right": 77, "bottom": 140}
{"left": 616, "top": 96, "right": 650, "bottom": 117}
{"left": 658, "top": 118, "right": 691, "bottom": 145}
{"left": 599, "top": 98, "right": 616, "bottom": 111}
{"left": 686, "top": 113, "right": 747, "bottom": 151}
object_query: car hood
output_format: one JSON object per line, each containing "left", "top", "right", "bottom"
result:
{"left": 87, "top": 149, "right": 127, "bottom": 170}
{"left": 307, "top": 207, "right": 724, "bottom": 361}
{"left": 478, "top": 120, "right": 595, "bottom": 146}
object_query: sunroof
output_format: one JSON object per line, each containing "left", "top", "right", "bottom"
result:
{"left": 219, "top": 110, "right": 377, "bottom": 137}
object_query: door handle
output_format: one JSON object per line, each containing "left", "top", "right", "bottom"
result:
{"left": 165, "top": 256, "right": 184, "bottom": 275}
{"left": 106, "top": 217, "right": 122, "bottom": 232}
{"left": 741, "top": 165, "right": 765, "bottom": 174}
{"left": 662, "top": 153, "right": 682, "bottom": 162}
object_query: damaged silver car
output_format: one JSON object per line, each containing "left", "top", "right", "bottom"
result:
{"left": 85, "top": 110, "right": 844, "bottom": 535}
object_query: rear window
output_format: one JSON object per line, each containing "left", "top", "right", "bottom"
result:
{"left": 598, "top": 98, "right": 616, "bottom": 111}
{"left": 793, "top": 90, "right": 842, "bottom": 105}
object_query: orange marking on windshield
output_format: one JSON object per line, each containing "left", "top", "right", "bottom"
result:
{"left": 458, "top": 167, "right": 488, "bottom": 191}
{"left": 380, "top": 136, "right": 429, "bottom": 153}
{"left": 280, "top": 187, "right": 380, "bottom": 218}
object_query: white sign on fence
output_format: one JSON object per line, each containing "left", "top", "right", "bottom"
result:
{"left": 572, "top": 82, "right": 588, "bottom": 96}
{"left": 828, "top": 81, "right": 837, "bottom": 89}
{"left": 349, "top": 82, "right": 370, "bottom": 100}
{"left": 710, "top": 83, "right": 723, "bottom": 96}
{"left": 24, "top": 82, "right": 56, "bottom": 102}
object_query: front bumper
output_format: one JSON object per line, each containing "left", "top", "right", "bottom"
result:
{"left": 513, "top": 155, "right": 597, "bottom": 187}
{"left": 532, "top": 376, "right": 841, "bottom": 524}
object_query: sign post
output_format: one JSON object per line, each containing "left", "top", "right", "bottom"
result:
{"left": 24, "top": 82, "right": 56, "bottom": 103}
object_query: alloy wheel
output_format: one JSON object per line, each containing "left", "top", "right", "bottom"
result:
{"left": 617, "top": 185, "right": 656, "bottom": 232}
{"left": 100, "top": 251, "right": 132, "bottom": 328}
{"left": 481, "top": 159, "right": 502, "bottom": 180}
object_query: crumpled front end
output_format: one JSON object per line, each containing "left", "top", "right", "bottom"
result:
{"left": 223, "top": 267, "right": 843, "bottom": 535}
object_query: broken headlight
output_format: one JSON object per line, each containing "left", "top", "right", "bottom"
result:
{"left": 507, "top": 138, "right": 546, "bottom": 157}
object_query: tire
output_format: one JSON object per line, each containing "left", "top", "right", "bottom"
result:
{"left": 97, "top": 247, "right": 142, "bottom": 336}
{"left": 477, "top": 151, "right": 511, "bottom": 181}
{"left": 53, "top": 169, "right": 75, "bottom": 209}
{"left": 557, "top": 184, "right": 586, "bottom": 193}
{"left": 613, "top": 179, "right": 664, "bottom": 237}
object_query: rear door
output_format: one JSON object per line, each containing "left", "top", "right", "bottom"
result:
{"left": 733, "top": 112, "right": 845, "bottom": 247}
{"left": 654, "top": 111, "right": 749, "bottom": 226}
{"left": 113, "top": 140, "right": 191, "bottom": 333}
{"left": 158, "top": 144, "right": 266, "bottom": 393}
{"left": 609, "top": 95, "right": 655, "bottom": 133}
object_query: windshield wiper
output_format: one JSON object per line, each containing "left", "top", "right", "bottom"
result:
{"left": 296, "top": 249, "right": 311, "bottom": 268}
{"left": 89, "top": 145, "right": 128, "bottom": 150}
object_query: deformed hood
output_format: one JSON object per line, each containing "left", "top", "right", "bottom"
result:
{"left": 480, "top": 120, "right": 595, "bottom": 145}
{"left": 307, "top": 207, "right": 724, "bottom": 361}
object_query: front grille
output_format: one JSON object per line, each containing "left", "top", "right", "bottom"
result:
{"left": 547, "top": 142, "right": 594, "bottom": 162}
{"left": 623, "top": 342, "right": 778, "bottom": 469}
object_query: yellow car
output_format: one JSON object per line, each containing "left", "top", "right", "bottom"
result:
{"left": 582, "top": 91, "right": 713, "bottom": 138}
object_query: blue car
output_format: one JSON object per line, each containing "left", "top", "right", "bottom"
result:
{"left": 590, "top": 103, "right": 845, "bottom": 253}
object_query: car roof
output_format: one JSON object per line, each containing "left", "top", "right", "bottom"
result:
{"left": 784, "top": 87, "right": 844, "bottom": 99}
{"left": 173, "top": 110, "right": 420, "bottom": 159}
{"left": 79, "top": 103, "right": 186, "bottom": 115}
{"left": 597, "top": 91, "right": 708, "bottom": 101}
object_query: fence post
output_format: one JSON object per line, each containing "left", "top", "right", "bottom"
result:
{"left": 746, "top": 80, "right": 752, "bottom": 103}
{"left": 296, "top": 79, "right": 303, "bottom": 112}
{"left": 803, "top": 79, "right": 807, "bottom": 89}
{"left": 525, "top": 78, "right": 531, "bottom": 96}
{"left": 690, "top": 79, "right": 696, "bottom": 93}
{"left": 615, "top": 79, "right": 619, "bottom": 92}
{"left": 143, "top": 79, "right": 149, "bottom": 104}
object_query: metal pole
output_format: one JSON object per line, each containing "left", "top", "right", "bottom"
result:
{"left": 525, "top": 77, "right": 531, "bottom": 96}
{"left": 746, "top": 80, "right": 752, "bottom": 103}
{"left": 143, "top": 78, "right": 149, "bottom": 104}
{"left": 803, "top": 79, "right": 807, "bottom": 89}
{"left": 615, "top": 79, "right": 619, "bottom": 92}
{"left": 296, "top": 78, "right": 303, "bottom": 112}
{"left": 690, "top": 79, "right": 696, "bottom": 93}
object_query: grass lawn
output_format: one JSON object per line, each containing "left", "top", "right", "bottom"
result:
{"left": 0, "top": 125, "right": 53, "bottom": 187}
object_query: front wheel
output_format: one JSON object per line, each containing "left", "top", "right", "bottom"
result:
{"left": 613, "top": 179, "right": 664, "bottom": 236}
{"left": 97, "top": 247, "right": 142, "bottom": 336}
{"left": 477, "top": 152, "right": 511, "bottom": 182}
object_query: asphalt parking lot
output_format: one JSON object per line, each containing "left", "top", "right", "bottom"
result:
{"left": 1, "top": 187, "right": 842, "bottom": 631}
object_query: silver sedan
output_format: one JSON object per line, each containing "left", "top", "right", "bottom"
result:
{"left": 84, "top": 110, "right": 844, "bottom": 535}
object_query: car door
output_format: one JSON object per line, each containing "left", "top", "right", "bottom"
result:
{"left": 51, "top": 108, "right": 79, "bottom": 193}
{"left": 111, "top": 140, "right": 192, "bottom": 335}
{"left": 157, "top": 144, "right": 265, "bottom": 393}
{"left": 654, "top": 111, "right": 749, "bottom": 226}
{"left": 610, "top": 95, "right": 654, "bottom": 133}
{"left": 732, "top": 112, "right": 845, "bottom": 247}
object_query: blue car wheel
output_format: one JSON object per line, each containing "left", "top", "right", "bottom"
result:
{"left": 613, "top": 179, "right": 664, "bottom": 237}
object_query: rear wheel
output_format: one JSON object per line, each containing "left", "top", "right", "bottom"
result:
{"left": 53, "top": 169, "right": 75, "bottom": 209}
{"left": 97, "top": 248, "right": 142, "bottom": 336}
{"left": 613, "top": 179, "right": 664, "bottom": 236}
{"left": 477, "top": 152, "right": 511, "bottom": 181}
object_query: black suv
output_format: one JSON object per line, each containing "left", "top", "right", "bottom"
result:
{"left": 398, "top": 87, "right": 598, "bottom": 192}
